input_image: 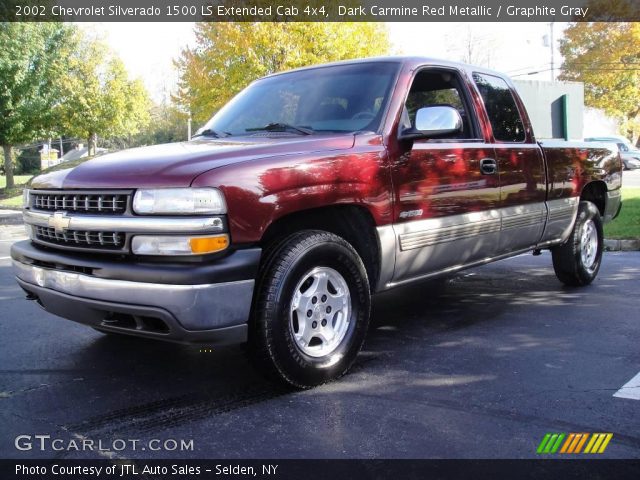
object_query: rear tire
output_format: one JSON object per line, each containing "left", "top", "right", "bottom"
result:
{"left": 551, "top": 201, "right": 603, "bottom": 286}
{"left": 249, "top": 230, "right": 371, "bottom": 389}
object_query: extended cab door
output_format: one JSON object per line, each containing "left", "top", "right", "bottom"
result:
{"left": 471, "top": 73, "right": 547, "bottom": 254}
{"left": 389, "top": 67, "right": 501, "bottom": 284}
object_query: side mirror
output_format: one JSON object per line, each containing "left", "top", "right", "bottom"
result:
{"left": 399, "top": 105, "right": 463, "bottom": 141}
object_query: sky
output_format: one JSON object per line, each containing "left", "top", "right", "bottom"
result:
{"left": 86, "top": 22, "right": 567, "bottom": 103}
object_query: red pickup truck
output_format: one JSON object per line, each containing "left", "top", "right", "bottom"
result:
{"left": 12, "top": 57, "right": 622, "bottom": 388}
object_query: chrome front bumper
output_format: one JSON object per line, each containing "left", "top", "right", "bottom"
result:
{"left": 12, "top": 257, "right": 255, "bottom": 345}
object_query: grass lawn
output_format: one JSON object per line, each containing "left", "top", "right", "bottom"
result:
{"left": 0, "top": 175, "right": 32, "bottom": 209}
{"left": 0, "top": 175, "right": 31, "bottom": 189}
{"left": 603, "top": 187, "right": 640, "bottom": 239}
{"left": 1, "top": 158, "right": 94, "bottom": 208}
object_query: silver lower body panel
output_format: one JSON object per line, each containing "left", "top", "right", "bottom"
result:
{"left": 12, "top": 259, "right": 254, "bottom": 331}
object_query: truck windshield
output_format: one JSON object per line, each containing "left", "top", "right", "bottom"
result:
{"left": 197, "top": 62, "right": 400, "bottom": 136}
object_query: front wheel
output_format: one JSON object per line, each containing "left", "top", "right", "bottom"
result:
{"left": 249, "top": 230, "right": 371, "bottom": 388}
{"left": 551, "top": 201, "right": 603, "bottom": 286}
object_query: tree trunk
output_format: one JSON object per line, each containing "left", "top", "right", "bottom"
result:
{"left": 2, "top": 144, "right": 14, "bottom": 190}
{"left": 87, "top": 133, "right": 97, "bottom": 157}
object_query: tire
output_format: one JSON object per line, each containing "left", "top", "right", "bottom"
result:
{"left": 249, "top": 230, "right": 371, "bottom": 388}
{"left": 551, "top": 201, "right": 603, "bottom": 286}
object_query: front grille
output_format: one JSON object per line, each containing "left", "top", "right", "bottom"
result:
{"left": 32, "top": 192, "right": 128, "bottom": 214}
{"left": 35, "top": 226, "right": 125, "bottom": 250}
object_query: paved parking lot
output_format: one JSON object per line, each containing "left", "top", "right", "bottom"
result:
{"left": 1, "top": 227, "right": 639, "bottom": 459}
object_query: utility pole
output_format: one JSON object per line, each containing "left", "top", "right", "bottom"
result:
{"left": 549, "top": 22, "right": 555, "bottom": 81}
{"left": 187, "top": 113, "right": 192, "bottom": 140}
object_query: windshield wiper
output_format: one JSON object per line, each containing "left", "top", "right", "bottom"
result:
{"left": 192, "top": 128, "right": 230, "bottom": 138}
{"left": 246, "top": 123, "right": 313, "bottom": 135}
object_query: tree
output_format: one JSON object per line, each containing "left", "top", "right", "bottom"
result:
{"left": 174, "top": 22, "right": 390, "bottom": 125}
{"left": 132, "top": 102, "right": 189, "bottom": 146}
{"left": 0, "top": 22, "right": 73, "bottom": 189}
{"left": 560, "top": 22, "right": 640, "bottom": 144}
{"left": 103, "top": 102, "right": 188, "bottom": 150}
{"left": 57, "top": 33, "right": 151, "bottom": 156}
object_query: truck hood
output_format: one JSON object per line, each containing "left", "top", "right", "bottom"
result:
{"left": 30, "top": 134, "right": 355, "bottom": 189}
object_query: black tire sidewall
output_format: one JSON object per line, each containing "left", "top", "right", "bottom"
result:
{"left": 574, "top": 202, "right": 603, "bottom": 282}
{"left": 553, "top": 201, "right": 603, "bottom": 286}
{"left": 261, "top": 234, "right": 370, "bottom": 387}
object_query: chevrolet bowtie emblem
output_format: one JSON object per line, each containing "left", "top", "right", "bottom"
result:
{"left": 48, "top": 212, "right": 71, "bottom": 233}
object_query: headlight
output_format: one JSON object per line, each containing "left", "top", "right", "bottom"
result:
{"left": 133, "top": 188, "right": 226, "bottom": 215}
{"left": 132, "top": 234, "right": 229, "bottom": 256}
{"left": 22, "top": 189, "right": 30, "bottom": 208}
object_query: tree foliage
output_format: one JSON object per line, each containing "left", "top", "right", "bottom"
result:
{"left": 0, "top": 22, "right": 73, "bottom": 188}
{"left": 56, "top": 32, "right": 151, "bottom": 155}
{"left": 560, "top": 22, "right": 640, "bottom": 144}
{"left": 175, "top": 22, "right": 390, "bottom": 125}
{"left": 106, "top": 102, "right": 188, "bottom": 150}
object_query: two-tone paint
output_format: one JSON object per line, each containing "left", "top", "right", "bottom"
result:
{"left": 18, "top": 57, "right": 622, "bottom": 344}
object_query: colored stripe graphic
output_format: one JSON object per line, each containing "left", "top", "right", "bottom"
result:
{"left": 597, "top": 434, "right": 614, "bottom": 453}
{"left": 584, "top": 434, "right": 599, "bottom": 453}
{"left": 560, "top": 433, "right": 576, "bottom": 453}
{"left": 550, "top": 434, "right": 565, "bottom": 453}
{"left": 538, "top": 433, "right": 613, "bottom": 454}
{"left": 574, "top": 433, "right": 589, "bottom": 453}
{"left": 537, "top": 434, "right": 552, "bottom": 454}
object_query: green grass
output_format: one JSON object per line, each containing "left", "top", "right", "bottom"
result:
{"left": 0, "top": 175, "right": 31, "bottom": 189}
{"left": 0, "top": 158, "right": 94, "bottom": 209}
{"left": 0, "top": 175, "right": 32, "bottom": 209}
{"left": 604, "top": 187, "right": 640, "bottom": 239}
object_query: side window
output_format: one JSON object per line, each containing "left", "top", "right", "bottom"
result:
{"left": 472, "top": 73, "right": 525, "bottom": 142}
{"left": 403, "top": 70, "right": 477, "bottom": 140}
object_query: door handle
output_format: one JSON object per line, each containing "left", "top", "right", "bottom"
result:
{"left": 480, "top": 158, "right": 497, "bottom": 175}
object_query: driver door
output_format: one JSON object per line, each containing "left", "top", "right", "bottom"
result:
{"left": 391, "top": 68, "right": 500, "bottom": 283}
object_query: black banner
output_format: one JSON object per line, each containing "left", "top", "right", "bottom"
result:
{"left": 3, "top": 459, "right": 640, "bottom": 480}
{"left": 1, "top": 0, "right": 639, "bottom": 22}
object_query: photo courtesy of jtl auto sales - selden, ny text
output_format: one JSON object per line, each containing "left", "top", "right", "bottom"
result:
{"left": 1, "top": 1, "right": 639, "bottom": 479}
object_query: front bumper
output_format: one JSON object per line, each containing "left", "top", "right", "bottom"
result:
{"left": 11, "top": 241, "right": 260, "bottom": 345}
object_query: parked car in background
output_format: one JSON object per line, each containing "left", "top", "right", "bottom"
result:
{"left": 585, "top": 136, "right": 640, "bottom": 170}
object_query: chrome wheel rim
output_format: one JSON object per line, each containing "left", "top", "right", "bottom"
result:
{"left": 289, "top": 266, "right": 351, "bottom": 358}
{"left": 580, "top": 219, "right": 598, "bottom": 269}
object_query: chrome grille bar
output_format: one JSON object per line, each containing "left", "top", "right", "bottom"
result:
{"left": 35, "top": 226, "right": 124, "bottom": 249}
{"left": 31, "top": 192, "right": 128, "bottom": 214}
{"left": 24, "top": 210, "right": 224, "bottom": 234}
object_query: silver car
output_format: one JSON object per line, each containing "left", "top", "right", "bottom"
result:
{"left": 585, "top": 136, "right": 640, "bottom": 170}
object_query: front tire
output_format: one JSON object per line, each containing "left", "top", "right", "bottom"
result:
{"left": 250, "top": 230, "right": 371, "bottom": 388}
{"left": 551, "top": 201, "right": 603, "bottom": 286}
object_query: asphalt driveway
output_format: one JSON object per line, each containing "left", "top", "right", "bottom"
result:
{"left": 1, "top": 226, "right": 639, "bottom": 460}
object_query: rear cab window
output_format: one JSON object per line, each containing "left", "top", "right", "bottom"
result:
{"left": 472, "top": 73, "right": 525, "bottom": 142}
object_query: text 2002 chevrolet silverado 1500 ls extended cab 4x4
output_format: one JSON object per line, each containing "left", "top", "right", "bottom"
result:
{"left": 12, "top": 57, "right": 622, "bottom": 388}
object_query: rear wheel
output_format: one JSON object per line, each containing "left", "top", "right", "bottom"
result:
{"left": 250, "top": 230, "right": 371, "bottom": 388}
{"left": 551, "top": 201, "right": 603, "bottom": 286}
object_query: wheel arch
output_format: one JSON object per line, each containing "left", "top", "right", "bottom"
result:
{"left": 260, "top": 204, "right": 381, "bottom": 292}
{"left": 580, "top": 180, "right": 607, "bottom": 217}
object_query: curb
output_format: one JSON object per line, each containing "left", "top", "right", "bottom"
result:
{"left": 604, "top": 239, "right": 640, "bottom": 252}
{"left": 0, "top": 210, "right": 22, "bottom": 226}
{"left": 0, "top": 224, "right": 27, "bottom": 242}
